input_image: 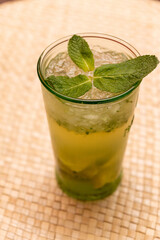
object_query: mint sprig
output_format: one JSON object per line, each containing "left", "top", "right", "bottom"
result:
{"left": 68, "top": 34, "right": 95, "bottom": 72}
{"left": 45, "top": 35, "right": 159, "bottom": 98}
{"left": 45, "top": 75, "right": 92, "bottom": 98}
{"left": 93, "top": 55, "right": 159, "bottom": 93}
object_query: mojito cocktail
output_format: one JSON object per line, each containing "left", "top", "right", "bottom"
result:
{"left": 37, "top": 33, "right": 158, "bottom": 200}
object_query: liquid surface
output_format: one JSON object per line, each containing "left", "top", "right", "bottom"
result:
{"left": 45, "top": 46, "right": 129, "bottom": 99}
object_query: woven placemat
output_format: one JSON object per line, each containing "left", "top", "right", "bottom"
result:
{"left": 0, "top": 0, "right": 160, "bottom": 239}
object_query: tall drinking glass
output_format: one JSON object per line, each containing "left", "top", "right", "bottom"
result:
{"left": 37, "top": 33, "right": 140, "bottom": 200}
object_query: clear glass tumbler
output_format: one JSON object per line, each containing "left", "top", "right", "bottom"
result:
{"left": 37, "top": 33, "right": 140, "bottom": 201}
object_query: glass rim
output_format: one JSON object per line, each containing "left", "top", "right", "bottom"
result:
{"left": 37, "top": 32, "right": 141, "bottom": 104}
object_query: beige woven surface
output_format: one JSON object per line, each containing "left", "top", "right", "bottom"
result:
{"left": 0, "top": 0, "right": 160, "bottom": 239}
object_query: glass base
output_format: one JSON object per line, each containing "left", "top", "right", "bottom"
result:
{"left": 56, "top": 170, "right": 122, "bottom": 201}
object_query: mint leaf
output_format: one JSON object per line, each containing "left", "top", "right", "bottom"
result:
{"left": 93, "top": 55, "right": 159, "bottom": 93}
{"left": 68, "top": 34, "right": 94, "bottom": 72}
{"left": 45, "top": 74, "right": 92, "bottom": 98}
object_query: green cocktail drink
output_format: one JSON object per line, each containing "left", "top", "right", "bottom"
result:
{"left": 37, "top": 33, "right": 158, "bottom": 200}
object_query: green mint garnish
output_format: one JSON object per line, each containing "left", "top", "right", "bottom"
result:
{"left": 68, "top": 34, "right": 95, "bottom": 72}
{"left": 93, "top": 55, "right": 159, "bottom": 93}
{"left": 45, "top": 35, "right": 159, "bottom": 98}
{"left": 45, "top": 74, "right": 92, "bottom": 98}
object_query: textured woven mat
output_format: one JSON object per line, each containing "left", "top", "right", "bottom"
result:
{"left": 0, "top": 0, "right": 160, "bottom": 239}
